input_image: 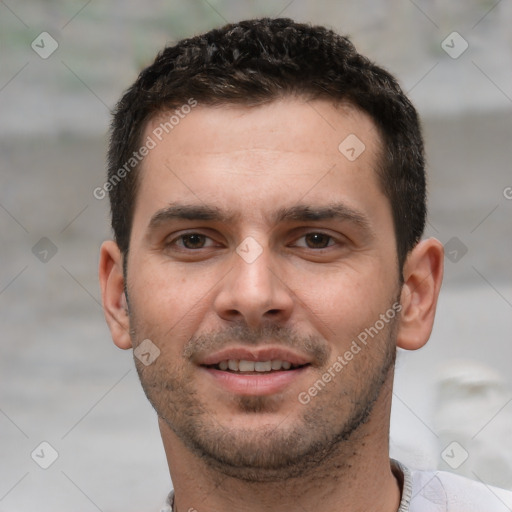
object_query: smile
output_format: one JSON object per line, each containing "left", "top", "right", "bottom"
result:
{"left": 207, "top": 359, "right": 308, "bottom": 372}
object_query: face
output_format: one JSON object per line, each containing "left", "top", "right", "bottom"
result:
{"left": 125, "top": 98, "right": 401, "bottom": 480}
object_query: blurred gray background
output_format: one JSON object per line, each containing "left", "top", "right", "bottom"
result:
{"left": 1, "top": 1, "right": 511, "bottom": 510}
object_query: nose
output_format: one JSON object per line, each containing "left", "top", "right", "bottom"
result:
{"left": 213, "top": 241, "right": 294, "bottom": 328}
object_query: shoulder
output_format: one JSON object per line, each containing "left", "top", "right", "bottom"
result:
{"left": 397, "top": 461, "right": 512, "bottom": 512}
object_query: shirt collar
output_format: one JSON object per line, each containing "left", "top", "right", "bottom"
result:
{"left": 164, "top": 459, "right": 412, "bottom": 512}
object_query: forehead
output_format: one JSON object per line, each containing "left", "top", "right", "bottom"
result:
{"left": 134, "top": 98, "right": 386, "bottom": 227}
{"left": 146, "top": 98, "right": 381, "bottom": 162}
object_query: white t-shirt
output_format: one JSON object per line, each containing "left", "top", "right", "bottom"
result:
{"left": 394, "top": 460, "right": 512, "bottom": 512}
{"left": 161, "top": 460, "right": 512, "bottom": 511}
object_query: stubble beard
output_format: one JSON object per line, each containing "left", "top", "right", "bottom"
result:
{"left": 130, "top": 312, "right": 398, "bottom": 482}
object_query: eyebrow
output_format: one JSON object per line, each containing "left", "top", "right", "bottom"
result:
{"left": 147, "top": 202, "right": 373, "bottom": 233}
{"left": 273, "top": 204, "right": 373, "bottom": 231}
{"left": 148, "top": 203, "right": 238, "bottom": 230}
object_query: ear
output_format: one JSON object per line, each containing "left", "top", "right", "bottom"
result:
{"left": 397, "top": 238, "right": 444, "bottom": 351}
{"left": 98, "top": 240, "right": 132, "bottom": 350}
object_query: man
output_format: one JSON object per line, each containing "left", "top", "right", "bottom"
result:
{"left": 98, "top": 18, "right": 512, "bottom": 512}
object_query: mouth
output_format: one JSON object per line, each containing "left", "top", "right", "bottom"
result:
{"left": 204, "top": 359, "right": 310, "bottom": 374}
{"left": 198, "top": 347, "right": 313, "bottom": 396}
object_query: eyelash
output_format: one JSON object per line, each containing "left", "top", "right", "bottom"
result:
{"left": 168, "top": 233, "right": 219, "bottom": 250}
{"left": 166, "top": 231, "right": 340, "bottom": 251}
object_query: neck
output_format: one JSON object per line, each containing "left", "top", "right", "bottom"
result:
{"left": 162, "top": 382, "right": 400, "bottom": 512}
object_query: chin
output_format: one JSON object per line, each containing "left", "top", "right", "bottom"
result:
{"left": 160, "top": 389, "right": 376, "bottom": 483}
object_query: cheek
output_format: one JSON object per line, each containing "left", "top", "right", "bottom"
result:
{"left": 127, "top": 259, "right": 218, "bottom": 344}
{"left": 286, "top": 262, "right": 398, "bottom": 344}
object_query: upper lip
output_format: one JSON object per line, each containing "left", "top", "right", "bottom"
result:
{"left": 197, "top": 346, "right": 312, "bottom": 366}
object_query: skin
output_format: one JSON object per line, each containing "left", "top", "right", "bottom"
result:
{"left": 99, "top": 98, "right": 444, "bottom": 512}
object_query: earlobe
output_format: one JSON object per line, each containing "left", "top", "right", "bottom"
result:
{"left": 396, "top": 238, "right": 444, "bottom": 351}
{"left": 98, "top": 240, "right": 133, "bottom": 350}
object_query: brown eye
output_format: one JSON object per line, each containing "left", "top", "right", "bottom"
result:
{"left": 303, "top": 233, "right": 333, "bottom": 248}
{"left": 180, "top": 234, "right": 207, "bottom": 249}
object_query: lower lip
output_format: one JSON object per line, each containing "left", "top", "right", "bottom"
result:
{"left": 201, "top": 366, "right": 310, "bottom": 396}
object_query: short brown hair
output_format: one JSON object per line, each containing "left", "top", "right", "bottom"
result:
{"left": 107, "top": 17, "right": 426, "bottom": 270}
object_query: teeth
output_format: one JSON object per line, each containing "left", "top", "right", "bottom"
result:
{"left": 239, "top": 360, "right": 255, "bottom": 371}
{"left": 271, "top": 360, "right": 282, "bottom": 370}
{"left": 254, "top": 361, "right": 272, "bottom": 372}
{"left": 214, "top": 359, "right": 300, "bottom": 372}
